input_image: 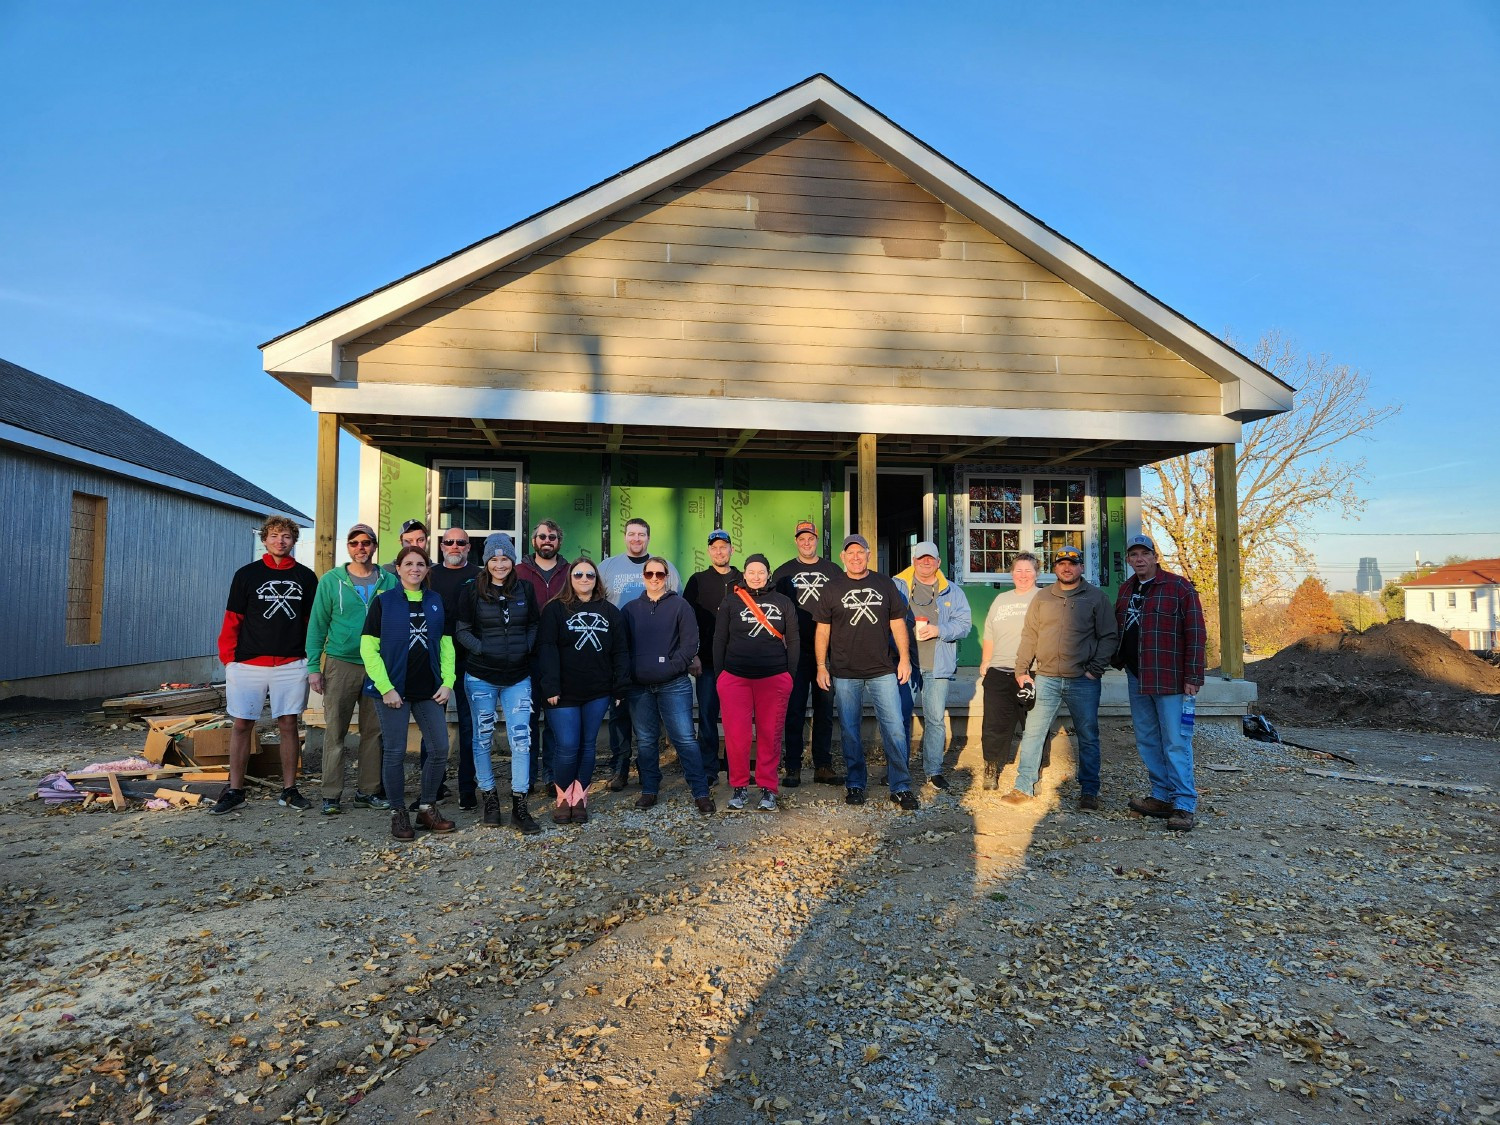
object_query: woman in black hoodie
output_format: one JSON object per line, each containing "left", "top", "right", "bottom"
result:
{"left": 713, "top": 554, "right": 799, "bottom": 812}
{"left": 456, "top": 533, "right": 540, "bottom": 834}
{"left": 534, "top": 556, "right": 631, "bottom": 824}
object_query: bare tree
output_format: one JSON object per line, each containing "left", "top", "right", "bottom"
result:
{"left": 1143, "top": 332, "right": 1400, "bottom": 604}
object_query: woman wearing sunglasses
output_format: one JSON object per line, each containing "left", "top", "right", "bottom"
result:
{"left": 456, "top": 533, "right": 541, "bottom": 834}
{"left": 360, "top": 545, "right": 456, "bottom": 841}
{"left": 534, "top": 557, "right": 630, "bottom": 823}
{"left": 714, "top": 554, "right": 799, "bottom": 811}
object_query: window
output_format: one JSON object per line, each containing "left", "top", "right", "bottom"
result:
{"left": 431, "top": 461, "right": 520, "bottom": 542}
{"left": 1429, "top": 593, "right": 1436, "bottom": 612}
{"left": 1448, "top": 591, "right": 1458, "bottom": 608}
{"left": 66, "top": 491, "right": 107, "bottom": 645}
{"left": 962, "top": 473, "right": 1089, "bottom": 581}
{"left": 1472, "top": 591, "right": 1480, "bottom": 613}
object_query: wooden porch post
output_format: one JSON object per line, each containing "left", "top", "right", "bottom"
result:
{"left": 857, "top": 434, "right": 878, "bottom": 550}
{"left": 1213, "top": 442, "right": 1245, "bottom": 679}
{"left": 315, "top": 412, "right": 339, "bottom": 575}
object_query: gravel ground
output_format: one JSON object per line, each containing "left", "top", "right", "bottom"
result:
{"left": 0, "top": 708, "right": 1495, "bottom": 1124}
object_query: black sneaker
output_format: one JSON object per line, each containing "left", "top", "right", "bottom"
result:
{"left": 892, "top": 790, "right": 920, "bottom": 811}
{"left": 928, "top": 775, "right": 949, "bottom": 791}
{"left": 208, "top": 788, "right": 245, "bottom": 815}
{"left": 845, "top": 787, "right": 865, "bottom": 806}
{"left": 279, "top": 787, "right": 311, "bottom": 811}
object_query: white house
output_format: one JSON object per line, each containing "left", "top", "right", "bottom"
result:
{"left": 1402, "top": 559, "right": 1500, "bottom": 651}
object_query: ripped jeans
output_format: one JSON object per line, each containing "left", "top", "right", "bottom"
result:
{"left": 465, "top": 673, "right": 534, "bottom": 796}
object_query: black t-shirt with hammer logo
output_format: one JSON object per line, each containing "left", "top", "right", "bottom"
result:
{"left": 813, "top": 571, "right": 904, "bottom": 680}
{"left": 772, "top": 556, "right": 844, "bottom": 654}
{"left": 224, "top": 557, "right": 319, "bottom": 662}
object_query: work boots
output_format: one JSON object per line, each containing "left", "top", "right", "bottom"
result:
{"left": 480, "top": 789, "right": 502, "bottom": 828}
{"left": 415, "top": 805, "right": 455, "bottom": 833}
{"left": 511, "top": 793, "right": 541, "bottom": 836}
{"left": 390, "top": 809, "right": 415, "bottom": 842}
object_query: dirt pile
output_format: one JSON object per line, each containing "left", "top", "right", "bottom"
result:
{"left": 1250, "top": 619, "right": 1500, "bottom": 735}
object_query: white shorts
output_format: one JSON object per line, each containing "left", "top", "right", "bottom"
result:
{"left": 226, "top": 660, "right": 309, "bottom": 720}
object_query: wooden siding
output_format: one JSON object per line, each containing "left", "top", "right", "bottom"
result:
{"left": 1, "top": 450, "right": 259, "bottom": 681}
{"left": 344, "top": 118, "right": 1219, "bottom": 415}
{"left": 65, "top": 491, "right": 107, "bottom": 646}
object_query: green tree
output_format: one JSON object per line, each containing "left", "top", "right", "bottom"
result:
{"left": 1330, "top": 590, "right": 1386, "bottom": 632}
{"left": 1379, "top": 581, "right": 1405, "bottom": 620}
{"left": 1284, "top": 577, "right": 1345, "bottom": 639}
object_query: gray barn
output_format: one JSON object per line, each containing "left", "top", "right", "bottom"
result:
{"left": 0, "top": 358, "right": 308, "bottom": 701}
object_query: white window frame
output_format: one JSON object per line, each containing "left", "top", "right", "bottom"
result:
{"left": 430, "top": 459, "right": 523, "bottom": 544}
{"left": 960, "top": 469, "right": 1095, "bottom": 584}
{"left": 1448, "top": 591, "right": 1458, "bottom": 608}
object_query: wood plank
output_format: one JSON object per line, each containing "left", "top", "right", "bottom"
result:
{"left": 347, "top": 358, "right": 1218, "bottom": 413}
{"left": 675, "top": 167, "right": 941, "bottom": 204}
{"left": 363, "top": 316, "right": 1188, "bottom": 365}
{"left": 695, "top": 149, "right": 919, "bottom": 186}
{"left": 647, "top": 184, "right": 951, "bottom": 225}
{"left": 108, "top": 773, "right": 127, "bottom": 810}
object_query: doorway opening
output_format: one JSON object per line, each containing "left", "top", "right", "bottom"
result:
{"left": 845, "top": 468, "right": 933, "bottom": 575}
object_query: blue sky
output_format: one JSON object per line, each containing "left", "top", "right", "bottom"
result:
{"left": 3, "top": 1, "right": 1497, "bottom": 586}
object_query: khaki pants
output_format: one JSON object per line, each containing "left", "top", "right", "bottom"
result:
{"left": 320, "top": 656, "right": 382, "bottom": 799}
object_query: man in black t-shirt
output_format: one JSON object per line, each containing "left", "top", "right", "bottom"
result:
{"left": 772, "top": 520, "right": 845, "bottom": 787}
{"left": 683, "top": 529, "right": 741, "bottom": 782}
{"left": 426, "top": 527, "right": 479, "bottom": 808}
{"left": 813, "top": 534, "right": 919, "bottom": 811}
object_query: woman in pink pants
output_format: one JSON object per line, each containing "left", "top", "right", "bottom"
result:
{"left": 713, "top": 554, "right": 799, "bottom": 811}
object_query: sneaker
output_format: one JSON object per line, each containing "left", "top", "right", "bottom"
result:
{"left": 695, "top": 795, "right": 716, "bottom": 815}
{"left": 727, "top": 787, "right": 748, "bottom": 811}
{"left": 1166, "top": 809, "right": 1197, "bottom": 832}
{"left": 781, "top": 769, "right": 801, "bottom": 789}
{"left": 354, "top": 791, "right": 391, "bottom": 810}
{"left": 1078, "top": 793, "right": 1100, "bottom": 811}
{"left": 279, "top": 787, "right": 311, "bottom": 811}
{"left": 321, "top": 799, "right": 343, "bottom": 816}
{"left": 608, "top": 769, "right": 629, "bottom": 792}
{"left": 459, "top": 794, "right": 478, "bottom": 812}
{"left": 757, "top": 790, "right": 777, "bottom": 812}
{"left": 845, "top": 787, "right": 865, "bottom": 806}
{"left": 208, "top": 788, "right": 245, "bottom": 815}
{"left": 928, "top": 775, "right": 949, "bottom": 791}
{"left": 1129, "top": 796, "right": 1175, "bottom": 819}
{"left": 892, "top": 790, "right": 920, "bottom": 811}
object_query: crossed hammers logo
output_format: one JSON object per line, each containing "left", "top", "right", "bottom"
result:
{"left": 256, "top": 580, "right": 303, "bottom": 620}
{"left": 841, "top": 588, "right": 882, "bottom": 626}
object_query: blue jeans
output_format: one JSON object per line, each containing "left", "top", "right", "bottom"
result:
{"left": 915, "top": 675, "right": 952, "bottom": 778}
{"left": 697, "top": 668, "right": 722, "bottom": 772}
{"left": 465, "top": 673, "right": 533, "bottom": 795}
{"left": 548, "top": 695, "right": 611, "bottom": 793}
{"left": 833, "top": 673, "right": 912, "bottom": 793}
{"left": 376, "top": 696, "right": 448, "bottom": 809}
{"left": 627, "top": 675, "right": 709, "bottom": 799}
{"left": 1013, "top": 674, "right": 1101, "bottom": 796}
{"left": 1127, "top": 673, "right": 1198, "bottom": 812}
{"left": 418, "top": 673, "right": 474, "bottom": 800}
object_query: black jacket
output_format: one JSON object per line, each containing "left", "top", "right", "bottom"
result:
{"left": 456, "top": 580, "right": 538, "bottom": 686}
{"left": 713, "top": 584, "right": 799, "bottom": 679}
{"left": 534, "top": 598, "right": 631, "bottom": 706}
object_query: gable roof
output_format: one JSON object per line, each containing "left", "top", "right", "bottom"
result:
{"left": 0, "top": 357, "right": 309, "bottom": 521}
{"left": 261, "top": 74, "right": 1293, "bottom": 422}
{"left": 1402, "top": 559, "right": 1500, "bottom": 589}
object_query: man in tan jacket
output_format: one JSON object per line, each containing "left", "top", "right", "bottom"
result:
{"left": 1003, "top": 546, "right": 1117, "bottom": 810}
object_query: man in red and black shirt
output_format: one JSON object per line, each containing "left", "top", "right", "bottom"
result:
{"left": 210, "top": 516, "right": 318, "bottom": 815}
{"left": 1113, "top": 534, "right": 1207, "bottom": 832}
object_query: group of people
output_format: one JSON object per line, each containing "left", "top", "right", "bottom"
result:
{"left": 210, "top": 511, "right": 1206, "bottom": 841}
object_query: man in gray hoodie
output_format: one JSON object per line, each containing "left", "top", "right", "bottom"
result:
{"left": 1003, "top": 546, "right": 1117, "bottom": 810}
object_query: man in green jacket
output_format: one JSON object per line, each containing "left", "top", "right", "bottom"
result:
{"left": 306, "top": 523, "right": 398, "bottom": 815}
{"left": 1003, "top": 546, "right": 1117, "bottom": 810}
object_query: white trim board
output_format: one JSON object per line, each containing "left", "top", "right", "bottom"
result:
{"left": 263, "top": 75, "right": 1292, "bottom": 420}
{"left": 311, "top": 382, "right": 1242, "bottom": 445}
{"left": 1, "top": 423, "right": 310, "bottom": 524}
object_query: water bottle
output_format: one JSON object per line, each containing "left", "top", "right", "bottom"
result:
{"left": 1180, "top": 694, "right": 1196, "bottom": 737}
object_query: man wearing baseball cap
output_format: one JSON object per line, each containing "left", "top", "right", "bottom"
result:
{"left": 813, "top": 533, "right": 919, "bottom": 811}
{"left": 1112, "top": 534, "right": 1206, "bottom": 831}
{"left": 894, "top": 541, "right": 972, "bottom": 790}
{"left": 683, "top": 529, "right": 741, "bottom": 782}
{"left": 305, "top": 524, "right": 398, "bottom": 814}
{"left": 1005, "top": 545, "right": 1117, "bottom": 811}
{"left": 772, "top": 521, "right": 845, "bottom": 787}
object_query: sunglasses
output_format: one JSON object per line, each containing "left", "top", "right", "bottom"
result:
{"left": 348, "top": 538, "right": 374, "bottom": 548}
{"left": 442, "top": 539, "right": 469, "bottom": 547}
{"left": 535, "top": 533, "right": 559, "bottom": 541}
{"left": 572, "top": 571, "right": 597, "bottom": 579}
{"left": 643, "top": 570, "right": 667, "bottom": 579}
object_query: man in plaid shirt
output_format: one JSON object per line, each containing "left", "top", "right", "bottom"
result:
{"left": 1113, "top": 535, "right": 1207, "bottom": 831}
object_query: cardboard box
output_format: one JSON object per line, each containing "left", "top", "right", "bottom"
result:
{"left": 178, "top": 726, "right": 233, "bottom": 766}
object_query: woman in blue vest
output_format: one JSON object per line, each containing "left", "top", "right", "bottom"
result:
{"left": 361, "top": 545, "right": 457, "bottom": 842}
{"left": 456, "top": 533, "right": 541, "bottom": 835}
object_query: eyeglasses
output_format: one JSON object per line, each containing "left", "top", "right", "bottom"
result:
{"left": 572, "top": 571, "right": 597, "bottom": 579}
{"left": 535, "top": 533, "right": 559, "bottom": 541}
{"left": 442, "top": 538, "right": 469, "bottom": 547}
{"left": 643, "top": 570, "right": 667, "bottom": 579}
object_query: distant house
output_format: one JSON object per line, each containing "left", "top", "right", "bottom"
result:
{"left": 1402, "top": 559, "right": 1500, "bottom": 651}
{"left": 0, "top": 358, "right": 309, "bottom": 701}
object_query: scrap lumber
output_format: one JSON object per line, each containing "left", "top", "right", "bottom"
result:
{"left": 101, "top": 684, "right": 225, "bottom": 716}
{"left": 1303, "top": 767, "right": 1488, "bottom": 794}
{"left": 153, "top": 788, "right": 202, "bottom": 808}
{"left": 66, "top": 764, "right": 205, "bottom": 783}
{"left": 107, "top": 774, "right": 127, "bottom": 810}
